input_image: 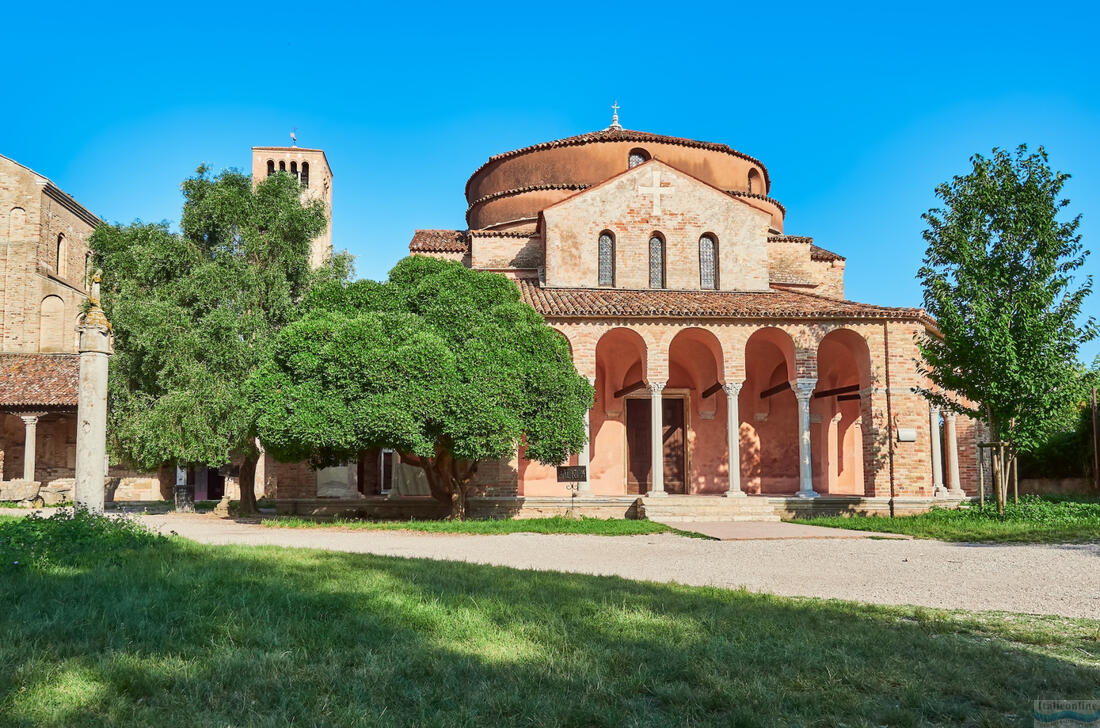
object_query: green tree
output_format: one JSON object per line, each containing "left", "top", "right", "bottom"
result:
{"left": 91, "top": 167, "right": 332, "bottom": 515}
{"left": 249, "top": 256, "right": 593, "bottom": 518}
{"left": 918, "top": 145, "right": 1096, "bottom": 512}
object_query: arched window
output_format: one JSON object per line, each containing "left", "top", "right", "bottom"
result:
{"left": 39, "top": 296, "right": 65, "bottom": 352}
{"left": 301, "top": 161, "right": 310, "bottom": 188}
{"left": 8, "top": 207, "right": 25, "bottom": 238}
{"left": 699, "top": 234, "right": 717, "bottom": 289}
{"left": 748, "top": 168, "right": 763, "bottom": 194}
{"left": 266, "top": 159, "right": 275, "bottom": 177}
{"left": 278, "top": 160, "right": 286, "bottom": 172}
{"left": 648, "top": 234, "right": 665, "bottom": 289}
{"left": 55, "top": 234, "right": 65, "bottom": 277}
{"left": 290, "top": 161, "right": 298, "bottom": 181}
{"left": 628, "top": 148, "right": 650, "bottom": 168}
{"left": 598, "top": 231, "right": 615, "bottom": 286}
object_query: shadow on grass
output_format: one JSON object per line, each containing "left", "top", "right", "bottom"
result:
{"left": 0, "top": 535, "right": 1097, "bottom": 727}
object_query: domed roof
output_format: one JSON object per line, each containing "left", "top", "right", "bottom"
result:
{"left": 464, "top": 126, "right": 782, "bottom": 231}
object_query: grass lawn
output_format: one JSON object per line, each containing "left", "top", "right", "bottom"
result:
{"left": 791, "top": 495, "right": 1100, "bottom": 543}
{"left": 262, "top": 515, "right": 677, "bottom": 536}
{"left": 1, "top": 512, "right": 1098, "bottom": 726}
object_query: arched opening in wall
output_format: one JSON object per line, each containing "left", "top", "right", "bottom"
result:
{"left": 7, "top": 207, "right": 26, "bottom": 238}
{"left": 742, "top": 327, "right": 798, "bottom": 494}
{"left": 814, "top": 329, "right": 872, "bottom": 495}
{"left": 39, "top": 296, "right": 65, "bottom": 352}
{"left": 594, "top": 328, "right": 649, "bottom": 494}
{"left": 266, "top": 159, "right": 275, "bottom": 177}
{"left": 648, "top": 233, "right": 665, "bottom": 289}
{"left": 278, "top": 161, "right": 286, "bottom": 172}
{"left": 598, "top": 230, "right": 615, "bottom": 286}
{"left": 628, "top": 148, "right": 650, "bottom": 168}
{"left": 55, "top": 234, "right": 65, "bottom": 278}
{"left": 301, "top": 162, "right": 310, "bottom": 188}
{"left": 747, "top": 168, "right": 763, "bottom": 194}
{"left": 668, "top": 328, "right": 725, "bottom": 494}
{"left": 699, "top": 234, "right": 718, "bottom": 289}
{"left": 290, "top": 161, "right": 299, "bottom": 181}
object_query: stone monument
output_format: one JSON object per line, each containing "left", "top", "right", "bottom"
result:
{"left": 74, "top": 272, "right": 112, "bottom": 513}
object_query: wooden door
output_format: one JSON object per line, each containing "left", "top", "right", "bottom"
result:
{"left": 626, "top": 396, "right": 687, "bottom": 494}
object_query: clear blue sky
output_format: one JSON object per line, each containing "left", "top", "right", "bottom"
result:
{"left": 5, "top": 0, "right": 1098, "bottom": 361}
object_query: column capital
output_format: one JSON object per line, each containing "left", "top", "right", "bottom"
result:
{"left": 943, "top": 410, "right": 957, "bottom": 422}
{"left": 647, "top": 382, "right": 666, "bottom": 395}
{"left": 929, "top": 402, "right": 941, "bottom": 415}
{"left": 794, "top": 378, "right": 817, "bottom": 401}
{"left": 722, "top": 381, "right": 743, "bottom": 397}
{"left": 19, "top": 413, "right": 44, "bottom": 425}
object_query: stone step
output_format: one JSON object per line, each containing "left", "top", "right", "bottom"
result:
{"left": 639, "top": 496, "right": 782, "bottom": 522}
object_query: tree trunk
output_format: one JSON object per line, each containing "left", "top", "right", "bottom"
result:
{"left": 401, "top": 448, "right": 478, "bottom": 520}
{"left": 237, "top": 453, "right": 259, "bottom": 516}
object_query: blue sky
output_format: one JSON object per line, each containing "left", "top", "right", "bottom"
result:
{"left": 5, "top": 0, "right": 1098, "bottom": 361}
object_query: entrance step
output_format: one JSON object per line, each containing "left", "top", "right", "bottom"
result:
{"left": 639, "top": 495, "right": 781, "bottom": 522}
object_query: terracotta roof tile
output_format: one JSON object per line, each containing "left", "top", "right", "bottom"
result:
{"left": 0, "top": 353, "right": 79, "bottom": 408}
{"left": 409, "top": 229, "right": 468, "bottom": 253}
{"left": 468, "top": 127, "right": 771, "bottom": 197}
{"left": 517, "top": 280, "right": 924, "bottom": 322}
{"left": 810, "top": 244, "right": 845, "bottom": 262}
{"left": 767, "top": 235, "right": 846, "bottom": 263}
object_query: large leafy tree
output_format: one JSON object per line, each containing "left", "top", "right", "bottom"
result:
{"left": 249, "top": 256, "right": 593, "bottom": 518}
{"left": 92, "top": 167, "right": 331, "bottom": 514}
{"left": 918, "top": 145, "right": 1096, "bottom": 511}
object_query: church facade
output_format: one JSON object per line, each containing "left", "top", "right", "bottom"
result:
{"left": 406, "top": 121, "right": 979, "bottom": 511}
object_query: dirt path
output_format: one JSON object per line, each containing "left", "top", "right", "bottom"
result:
{"left": 141, "top": 514, "right": 1100, "bottom": 619}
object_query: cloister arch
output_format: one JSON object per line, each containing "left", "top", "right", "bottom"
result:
{"left": 668, "top": 327, "right": 727, "bottom": 493}
{"left": 813, "top": 328, "right": 872, "bottom": 495}
{"left": 742, "top": 327, "right": 799, "bottom": 493}
{"left": 590, "top": 328, "right": 650, "bottom": 494}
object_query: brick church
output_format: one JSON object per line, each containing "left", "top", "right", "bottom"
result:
{"left": 401, "top": 114, "right": 979, "bottom": 515}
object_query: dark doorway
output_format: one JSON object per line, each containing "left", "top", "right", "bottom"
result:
{"left": 205, "top": 467, "right": 225, "bottom": 500}
{"left": 625, "top": 396, "right": 686, "bottom": 494}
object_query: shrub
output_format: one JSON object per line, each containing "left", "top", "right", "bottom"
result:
{"left": 0, "top": 508, "right": 168, "bottom": 570}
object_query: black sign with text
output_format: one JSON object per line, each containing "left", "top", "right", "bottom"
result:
{"left": 556, "top": 465, "right": 587, "bottom": 483}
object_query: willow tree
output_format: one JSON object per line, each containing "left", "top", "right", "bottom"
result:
{"left": 92, "top": 167, "right": 331, "bottom": 514}
{"left": 249, "top": 256, "right": 592, "bottom": 518}
{"left": 918, "top": 145, "right": 1095, "bottom": 512}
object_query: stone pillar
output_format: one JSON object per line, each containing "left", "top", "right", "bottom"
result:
{"left": 74, "top": 273, "right": 112, "bottom": 513}
{"left": 722, "top": 382, "right": 745, "bottom": 497}
{"left": 578, "top": 377, "right": 594, "bottom": 494}
{"left": 794, "top": 378, "right": 818, "bottom": 499}
{"left": 929, "top": 404, "right": 946, "bottom": 496}
{"left": 647, "top": 382, "right": 666, "bottom": 496}
{"left": 20, "top": 414, "right": 40, "bottom": 482}
{"left": 944, "top": 411, "right": 963, "bottom": 496}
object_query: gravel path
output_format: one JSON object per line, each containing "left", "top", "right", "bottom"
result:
{"left": 142, "top": 514, "right": 1100, "bottom": 619}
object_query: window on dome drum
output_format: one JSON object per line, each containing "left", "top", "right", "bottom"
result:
{"left": 598, "top": 232, "right": 615, "bottom": 286}
{"left": 699, "top": 235, "right": 717, "bottom": 289}
{"left": 748, "top": 168, "right": 763, "bottom": 194}
{"left": 301, "top": 161, "right": 310, "bottom": 188}
{"left": 266, "top": 159, "right": 275, "bottom": 177}
{"left": 649, "top": 234, "right": 665, "bottom": 288}
{"left": 628, "top": 148, "right": 650, "bottom": 168}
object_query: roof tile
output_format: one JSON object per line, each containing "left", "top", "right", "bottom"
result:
{"left": 0, "top": 353, "right": 79, "bottom": 408}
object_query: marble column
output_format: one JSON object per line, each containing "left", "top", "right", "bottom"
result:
{"left": 929, "top": 404, "right": 946, "bottom": 496}
{"left": 722, "top": 382, "right": 745, "bottom": 497}
{"left": 578, "top": 407, "right": 592, "bottom": 494}
{"left": 944, "top": 411, "right": 963, "bottom": 496}
{"left": 74, "top": 273, "right": 112, "bottom": 513}
{"left": 20, "top": 414, "right": 40, "bottom": 482}
{"left": 794, "top": 378, "right": 818, "bottom": 499}
{"left": 647, "top": 382, "right": 667, "bottom": 496}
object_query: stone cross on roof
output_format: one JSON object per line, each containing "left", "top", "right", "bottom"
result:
{"left": 610, "top": 100, "right": 621, "bottom": 130}
{"left": 637, "top": 169, "right": 673, "bottom": 216}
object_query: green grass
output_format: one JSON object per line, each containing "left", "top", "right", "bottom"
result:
{"left": 0, "top": 512, "right": 1097, "bottom": 726}
{"left": 262, "top": 515, "right": 677, "bottom": 536}
{"left": 792, "top": 495, "right": 1100, "bottom": 543}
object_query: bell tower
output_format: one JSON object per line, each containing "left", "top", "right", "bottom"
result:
{"left": 251, "top": 141, "right": 333, "bottom": 268}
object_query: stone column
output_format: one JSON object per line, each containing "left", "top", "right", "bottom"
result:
{"left": 944, "top": 411, "right": 963, "bottom": 496}
{"left": 722, "top": 382, "right": 745, "bottom": 497}
{"left": 74, "top": 273, "right": 112, "bottom": 513}
{"left": 929, "top": 404, "right": 946, "bottom": 496}
{"left": 794, "top": 378, "right": 818, "bottom": 499}
{"left": 647, "top": 382, "right": 667, "bottom": 496}
{"left": 578, "top": 377, "right": 594, "bottom": 494}
{"left": 20, "top": 414, "right": 40, "bottom": 482}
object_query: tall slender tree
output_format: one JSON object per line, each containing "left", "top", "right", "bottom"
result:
{"left": 918, "top": 145, "right": 1095, "bottom": 512}
{"left": 91, "top": 167, "right": 332, "bottom": 514}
